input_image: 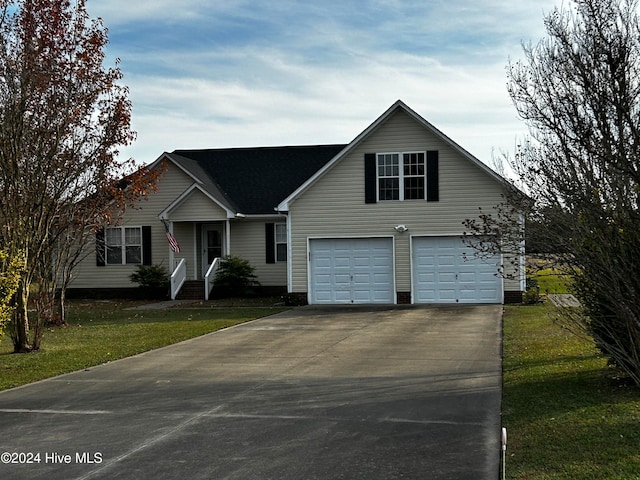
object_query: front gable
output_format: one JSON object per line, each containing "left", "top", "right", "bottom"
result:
{"left": 282, "top": 105, "right": 507, "bottom": 217}
{"left": 278, "top": 101, "right": 507, "bottom": 212}
{"left": 161, "top": 185, "right": 233, "bottom": 221}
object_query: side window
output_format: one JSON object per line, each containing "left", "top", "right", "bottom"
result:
{"left": 105, "top": 227, "right": 142, "bottom": 265}
{"left": 403, "top": 152, "right": 425, "bottom": 200}
{"left": 376, "top": 152, "right": 426, "bottom": 201}
{"left": 365, "top": 151, "right": 438, "bottom": 204}
{"left": 275, "top": 223, "right": 287, "bottom": 262}
{"left": 377, "top": 153, "right": 400, "bottom": 201}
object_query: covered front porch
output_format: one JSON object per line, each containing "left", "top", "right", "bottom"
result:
{"left": 158, "top": 182, "right": 288, "bottom": 300}
{"left": 167, "top": 221, "right": 228, "bottom": 300}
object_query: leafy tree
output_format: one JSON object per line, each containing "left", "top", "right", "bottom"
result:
{"left": 466, "top": 0, "right": 640, "bottom": 385}
{"left": 0, "top": 0, "right": 160, "bottom": 352}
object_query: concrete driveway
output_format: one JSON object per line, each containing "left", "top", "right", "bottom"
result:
{"left": 0, "top": 304, "right": 502, "bottom": 480}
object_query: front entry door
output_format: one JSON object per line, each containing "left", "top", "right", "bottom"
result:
{"left": 202, "top": 224, "right": 223, "bottom": 277}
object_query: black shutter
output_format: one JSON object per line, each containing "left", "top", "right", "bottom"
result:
{"left": 364, "top": 153, "right": 377, "bottom": 204}
{"left": 426, "top": 150, "right": 439, "bottom": 202}
{"left": 265, "top": 223, "right": 275, "bottom": 264}
{"left": 142, "top": 226, "right": 152, "bottom": 265}
{"left": 96, "top": 228, "right": 105, "bottom": 266}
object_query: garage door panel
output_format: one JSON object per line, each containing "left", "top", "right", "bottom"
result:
{"left": 334, "top": 257, "right": 351, "bottom": 268}
{"left": 458, "top": 272, "right": 477, "bottom": 283}
{"left": 353, "top": 256, "right": 371, "bottom": 267}
{"left": 353, "top": 273, "right": 372, "bottom": 285}
{"left": 413, "top": 237, "right": 501, "bottom": 304}
{"left": 438, "top": 272, "right": 456, "bottom": 284}
{"left": 479, "top": 288, "right": 500, "bottom": 300}
{"left": 310, "top": 238, "right": 394, "bottom": 305}
{"left": 334, "top": 291, "right": 352, "bottom": 303}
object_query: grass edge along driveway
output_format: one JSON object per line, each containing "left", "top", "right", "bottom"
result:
{"left": 502, "top": 302, "right": 640, "bottom": 480}
{"left": 0, "top": 300, "right": 289, "bottom": 391}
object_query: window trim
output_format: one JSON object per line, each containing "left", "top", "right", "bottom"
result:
{"left": 275, "top": 223, "right": 287, "bottom": 263}
{"left": 376, "top": 151, "right": 426, "bottom": 201}
{"left": 104, "top": 226, "right": 143, "bottom": 265}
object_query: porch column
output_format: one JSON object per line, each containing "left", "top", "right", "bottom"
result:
{"left": 193, "top": 223, "right": 198, "bottom": 280}
{"left": 225, "top": 219, "right": 231, "bottom": 256}
{"left": 168, "top": 220, "right": 175, "bottom": 271}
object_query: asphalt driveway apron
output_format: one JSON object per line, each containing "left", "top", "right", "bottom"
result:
{"left": 0, "top": 304, "right": 503, "bottom": 480}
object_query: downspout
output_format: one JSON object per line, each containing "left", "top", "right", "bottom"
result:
{"left": 226, "top": 218, "right": 233, "bottom": 256}
{"left": 232, "top": 213, "right": 247, "bottom": 257}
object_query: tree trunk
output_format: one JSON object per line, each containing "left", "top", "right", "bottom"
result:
{"left": 12, "top": 283, "right": 31, "bottom": 353}
{"left": 58, "top": 287, "right": 66, "bottom": 325}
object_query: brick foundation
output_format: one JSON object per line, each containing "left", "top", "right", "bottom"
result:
{"left": 504, "top": 291, "right": 524, "bottom": 304}
{"left": 284, "top": 292, "right": 309, "bottom": 306}
{"left": 397, "top": 292, "right": 411, "bottom": 304}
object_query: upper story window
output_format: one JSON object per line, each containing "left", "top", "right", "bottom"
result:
{"left": 275, "top": 223, "right": 287, "bottom": 262}
{"left": 105, "top": 226, "right": 142, "bottom": 265}
{"left": 377, "top": 152, "right": 425, "bottom": 201}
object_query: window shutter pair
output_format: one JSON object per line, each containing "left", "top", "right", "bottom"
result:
{"left": 364, "top": 151, "right": 439, "bottom": 203}
{"left": 96, "top": 226, "right": 152, "bottom": 266}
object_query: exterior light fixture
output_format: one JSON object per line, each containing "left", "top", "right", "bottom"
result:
{"left": 394, "top": 224, "right": 408, "bottom": 233}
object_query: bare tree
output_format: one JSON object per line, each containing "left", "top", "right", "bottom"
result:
{"left": 0, "top": 0, "right": 159, "bottom": 352}
{"left": 465, "top": 0, "right": 640, "bottom": 385}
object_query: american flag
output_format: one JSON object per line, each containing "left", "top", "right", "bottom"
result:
{"left": 162, "top": 220, "right": 180, "bottom": 253}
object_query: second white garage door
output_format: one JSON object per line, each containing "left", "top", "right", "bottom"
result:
{"left": 412, "top": 236, "right": 502, "bottom": 304}
{"left": 309, "top": 238, "right": 394, "bottom": 304}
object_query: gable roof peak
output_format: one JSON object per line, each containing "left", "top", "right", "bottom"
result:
{"left": 277, "top": 100, "right": 510, "bottom": 211}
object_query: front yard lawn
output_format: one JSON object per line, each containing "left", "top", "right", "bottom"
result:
{"left": 0, "top": 300, "right": 289, "bottom": 391}
{"left": 503, "top": 303, "right": 640, "bottom": 479}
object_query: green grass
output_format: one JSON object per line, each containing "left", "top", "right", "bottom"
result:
{"left": 530, "top": 267, "right": 572, "bottom": 295}
{"left": 0, "top": 300, "right": 289, "bottom": 391}
{"left": 503, "top": 303, "right": 640, "bottom": 479}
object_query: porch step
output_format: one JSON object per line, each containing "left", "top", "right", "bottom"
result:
{"left": 176, "top": 280, "right": 205, "bottom": 300}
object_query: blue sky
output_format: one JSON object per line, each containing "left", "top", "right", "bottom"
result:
{"left": 87, "top": 0, "right": 562, "bottom": 167}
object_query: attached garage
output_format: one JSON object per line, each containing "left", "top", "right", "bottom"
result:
{"left": 412, "top": 236, "right": 502, "bottom": 304}
{"left": 309, "top": 238, "right": 394, "bottom": 304}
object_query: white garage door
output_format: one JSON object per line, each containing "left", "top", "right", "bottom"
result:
{"left": 412, "top": 236, "right": 502, "bottom": 304}
{"left": 309, "top": 238, "right": 394, "bottom": 304}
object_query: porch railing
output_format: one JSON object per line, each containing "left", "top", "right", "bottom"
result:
{"left": 204, "top": 257, "right": 221, "bottom": 301}
{"left": 170, "top": 258, "right": 187, "bottom": 300}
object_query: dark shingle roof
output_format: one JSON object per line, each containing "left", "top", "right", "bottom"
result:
{"left": 170, "top": 145, "right": 347, "bottom": 214}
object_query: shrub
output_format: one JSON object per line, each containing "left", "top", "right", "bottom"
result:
{"left": 0, "top": 249, "right": 23, "bottom": 338}
{"left": 213, "top": 255, "right": 260, "bottom": 297}
{"left": 523, "top": 277, "right": 541, "bottom": 304}
{"left": 129, "top": 264, "right": 170, "bottom": 289}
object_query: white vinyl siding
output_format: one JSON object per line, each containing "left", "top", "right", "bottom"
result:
{"left": 287, "top": 108, "right": 521, "bottom": 298}
{"left": 170, "top": 188, "right": 229, "bottom": 221}
{"left": 230, "top": 221, "right": 287, "bottom": 287}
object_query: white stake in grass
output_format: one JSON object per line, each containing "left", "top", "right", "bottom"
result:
{"left": 501, "top": 427, "right": 507, "bottom": 480}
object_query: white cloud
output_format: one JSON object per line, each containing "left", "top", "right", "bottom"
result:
{"left": 90, "top": 0, "right": 565, "bottom": 166}
{"left": 118, "top": 44, "right": 524, "bottom": 165}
